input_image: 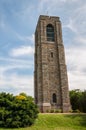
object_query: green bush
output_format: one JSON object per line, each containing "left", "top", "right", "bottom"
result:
{"left": 0, "top": 92, "right": 39, "bottom": 128}
{"left": 70, "top": 89, "right": 86, "bottom": 113}
{"left": 50, "top": 109, "right": 54, "bottom": 113}
{"left": 46, "top": 109, "right": 50, "bottom": 113}
{"left": 69, "top": 109, "right": 73, "bottom": 113}
{"left": 55, "top": 109, "right": 62, "bottom": 113}
{"left": 72, "top": 109, "right": 81, "bottom": 113}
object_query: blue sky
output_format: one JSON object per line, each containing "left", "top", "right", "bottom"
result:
{"left": 0, "top": 0, "right": 86, "bottom": 96}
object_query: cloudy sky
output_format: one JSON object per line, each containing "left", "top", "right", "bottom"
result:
{"left": 0, "top": 0, "right": 86, "bottom": 96}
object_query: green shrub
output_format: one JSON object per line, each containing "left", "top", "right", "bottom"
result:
{"left": 0, "top": 92, "right": 39, "bottom": 128}
{"left": 72, "top": 109, "right": 81, "bottom": 113}
{"left": 50, "top": 109, "right": 54, "bottom": 113}
{"left": 46, "top": 109, "right": 50, "bottom": 113}
{"left": 55, "top": 109, "right": 62, "bottom": 113}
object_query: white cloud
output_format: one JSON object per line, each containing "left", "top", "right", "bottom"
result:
{"left": 0, "top": 57, "right": 33, "bottom": 66}
{"left": 16, "top": 33, "right": 34, "bottom": 43}
{"left": 61, "top": 1, "right": 86, "bottom": 91}
{"left": 68, "top": 71, "right": 86, "bottom": 91}
{"left": 75, "top": 36, "right": 86, "bottom": 45}
{"left": 0, "top": 57, "right": 34, "bottom": 96}
{"left": 61, "top": 0, "right": 78, "bottom": 2}
{"left": 0, "top": 74, "right": 34, "bottom": 96}
{"left": 10, "top": 46, "right": 34, "bottom": 57}
{"left": 38, "top": 0, "right": 80, "bottom": 14}
{"left": 64, "top": 4, "right": 86, "bottom": 34}
{"left": 63, "top": 19, "right": 78, "bottom": 33}
{"left": 65, "top": 46, "right": 86, "bottom": 90}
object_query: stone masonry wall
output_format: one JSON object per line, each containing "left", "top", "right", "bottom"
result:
{"left": 34, "top": 15, "right": 71, "bottom": 112}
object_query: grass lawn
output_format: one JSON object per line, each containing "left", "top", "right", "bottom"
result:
{"left": 0, "top": 113, "right": 86, "bottom": 130}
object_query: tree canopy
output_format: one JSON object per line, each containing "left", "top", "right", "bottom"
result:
{"left": 70, "top": 89, "right": 86, "bottom": 113}
{"left": 0, "top": 92, "right": 39, "bottom": 128}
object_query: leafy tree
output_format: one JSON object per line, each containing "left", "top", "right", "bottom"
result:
{"left": 0, "top": 92, "right": 39, "bottom": 128}
{"left": 81, "top": 91, "right": 86, "bottom": 112}
{"left": 70, "top": 89, "right": 86, "bottom": 113}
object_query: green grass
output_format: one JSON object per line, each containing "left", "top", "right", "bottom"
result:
{"left": 0, "top": 113, "right": 86, "bottom": 130}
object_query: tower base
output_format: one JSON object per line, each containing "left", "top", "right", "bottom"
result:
{"left": 37, "top": 103, "right": 71, "bottom": 113}
{"left": 38, "top": 103, "right": 51, "bottom": 113}
{"left": 62, "top": 103, "right": 71, "bottom": 113}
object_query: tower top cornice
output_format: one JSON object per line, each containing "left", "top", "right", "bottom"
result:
{"left": 39, "top": 15, "right": 60, "bottom": 21}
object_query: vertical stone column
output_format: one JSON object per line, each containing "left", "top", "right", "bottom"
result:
{"left": 56, "top": 21, "right": 71, "bottom": 112}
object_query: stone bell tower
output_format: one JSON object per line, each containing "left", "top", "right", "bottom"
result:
{"left": 34, "top": 15, "right": 71, "bottom": 112}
